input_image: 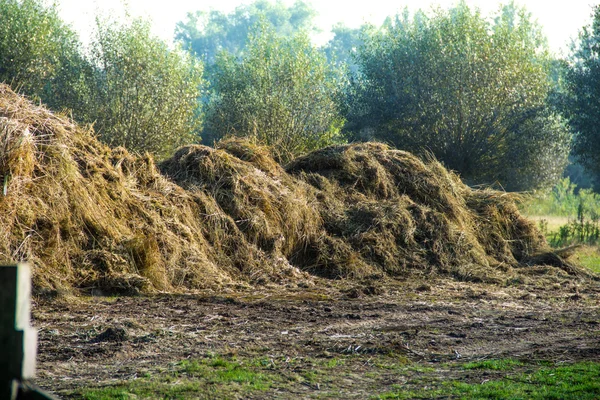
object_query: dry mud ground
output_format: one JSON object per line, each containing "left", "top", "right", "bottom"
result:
{"left": 33, "top": 278, "right": 600, "bottom": 399}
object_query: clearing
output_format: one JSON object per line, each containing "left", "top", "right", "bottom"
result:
{"left": 34, "top": 277, "right": 600, "bottom": 399}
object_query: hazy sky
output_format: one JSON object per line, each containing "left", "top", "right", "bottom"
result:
{"left": 57, "top": 0, "right": 596, "bottom": 55}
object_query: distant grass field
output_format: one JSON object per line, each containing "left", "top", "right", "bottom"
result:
{"left": 525, "top": 216, "right": 600, "bottom": 273}
{"left": 528, "top": 215, "right": 570, "bottom": 236}
{"left": 520, "top": 179, "right": 600, "bottom": 270}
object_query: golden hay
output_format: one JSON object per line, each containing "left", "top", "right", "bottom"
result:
{"left": 285, "top": 143, "right": 545, "bottom": 282}
{"left": 0, "top": 85, "right": 586, "bottom": 293}
{"left": 0, "top": 85, "right": 297, "bottom": 294}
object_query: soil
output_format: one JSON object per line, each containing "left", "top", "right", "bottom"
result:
{"left": 33, "top": 277, "right": 600, "bottom": 399}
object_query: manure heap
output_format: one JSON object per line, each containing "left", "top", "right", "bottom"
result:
{"left": 0, "top": 85, "right": 582, "bottom": 293}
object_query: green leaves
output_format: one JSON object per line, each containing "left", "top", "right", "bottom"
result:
{"left": 567, "top": 5, "right": 600, "bottom": 186}
{"left": 175, "top": 1, "right": 317, "bottom": 66}
{"left": 206, "top": 23, "right": 344, "bottom": 162}
{"left": 0, "top": 1, "right": 202, "bottom": 159}
{"left": 347, "top": 2, "right": 569, "bottom": 190}
{"left": 85, "top": 18, "right": 204, "bottom": 159}
{"left": 0, "top": 0, "right": 80, "bottom": 101}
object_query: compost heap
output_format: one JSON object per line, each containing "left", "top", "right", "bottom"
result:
{"left": 0, "top": 85, "right": 574, "bottom": 294}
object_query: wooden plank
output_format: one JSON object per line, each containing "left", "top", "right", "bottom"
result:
{"left": 1, "top": 264, "right": 38, "bottom": 399}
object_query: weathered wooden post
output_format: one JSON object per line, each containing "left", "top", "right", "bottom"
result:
{"left": 1, "top": 264, "right": 57, "bottom": 400}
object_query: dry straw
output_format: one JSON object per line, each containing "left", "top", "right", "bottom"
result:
{"left": 0, "top": 85, "right": 587, "bottom": 294}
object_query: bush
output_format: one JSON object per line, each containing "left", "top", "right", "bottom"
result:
{"left": 521, "top": 178, "right": 600, "bottom": 217}
{"left": 567, "top": 5, "right": 600, "bottom": 183}
{"left": 0, "top": 0, "right": 83, "bottom": 103}
{"left": 85, "top": 18, "right": 204, "bottom": 159}
{"left": 205, "top": 22, "right": 345, "bottom": 162}
{"left": 347, "top": 3, "right": 570, "bottom": 190}
{"left": 521, "top": 178, "right": 600, "bottom": 246}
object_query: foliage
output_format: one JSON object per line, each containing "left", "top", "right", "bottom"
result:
{"left": 175, "top": 0, "right": 317, "bottom": 65}
{"left": 85, "top": 18, "right": 204, "bottom": 158}
{"left": 521, "top": 178, "right": 600, "bottom": 246}
{"left": 564, "top": 159, "right": 598, "bottom": 191}
{"left": 0, "top": 1, "right": 202, "bottom": 158}
{"left": 347, "top": 2, "right": 570, "bottom": 191}
{"left": 0, "top": 0, "right": 84, "bottom": 103}
{"left": 548, "top": 216, "right": 600, "bottom": 247}
{"left": 205, "top": 23, "right": 344, "bottom": 161}
{"left": 567, "top": 5, "right": 600, "bottom": 182}
{"left": 521, "top": 177, "right": 600, "bottom": 217}
{"left": 323, "top": 23, "right": 364, "bottom": 71}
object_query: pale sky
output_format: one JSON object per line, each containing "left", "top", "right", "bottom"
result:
{"left": 57, "top": 0, "right": 597, "bottom": 55}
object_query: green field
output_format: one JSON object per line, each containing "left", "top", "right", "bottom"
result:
{"left": 76, "top": 357, "right": 600, "bottom": 400}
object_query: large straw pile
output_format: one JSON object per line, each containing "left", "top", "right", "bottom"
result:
{"left": 286, "top": 144, "right": 547, "bottom": 282}
{"left": 0, "top": 85, "right": 575, "bottom": 293}
{"left": 0, "top": 85, "right": 299, "bottom": 294}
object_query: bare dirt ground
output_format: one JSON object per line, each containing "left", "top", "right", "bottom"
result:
{"left": 32, "top": 277, "right": 600, "bottom": 399}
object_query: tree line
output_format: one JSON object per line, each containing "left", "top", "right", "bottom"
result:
{"left": 1, "top": 0, "right": 599, "bottom": 192}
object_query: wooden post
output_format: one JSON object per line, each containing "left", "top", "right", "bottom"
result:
{"left": 1, "top": 264, "right": 57, "bottom": 400}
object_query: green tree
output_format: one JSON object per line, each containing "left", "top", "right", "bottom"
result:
{"left": 323, "top": 23, "right": 364, "bottom": 72}
{"left": 567, "top": 5, "right": 600, "bottom": 183}
{"left": 206, "top": 23, "right": 344, "bottom": 161}
{"left": 347, "top": 3, "right": 570, "bottom": 190}
{"left": 0, "top": 0, "right": 85, "bottom": 104}
{"left": 85, "top": 18, "right": 204, "bottom": 158}
{"left": 175, "top": 0, "right": 317, "bottom": 65}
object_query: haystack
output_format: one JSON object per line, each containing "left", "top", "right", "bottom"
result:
{"left": 287, "top": 143, "right": 548, "bottom": 282}
{"left": 160, "top": 139, "right": 321, "bottom": 258}
{"left": 0, "top": 85, "right": 576, "bottom": 294}
{"left": 0, "top": 85, "right": 286, "bottom": 293}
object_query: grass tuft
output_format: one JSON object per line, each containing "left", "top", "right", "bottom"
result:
{"left": 462, "top": 358, "right": 524, "bottom": 371}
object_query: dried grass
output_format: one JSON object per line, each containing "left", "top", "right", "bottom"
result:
{"left": 0, "top": 85, "right": 271, "bottom": 293}
{"left": 0, "top": 85, "right": 586, "bottom": 294}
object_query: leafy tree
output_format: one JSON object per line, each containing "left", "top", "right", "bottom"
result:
{"left": 206, "top": 23, "right": 344, "bottom": 161}
{"left": 0, "top": 1, "right": 204, "bottom": 159}
{"left": 84, "top": 18, "right": 204, "bottom": 158}
{"left": 0, "top": 0, "right": 84, "bottom": 103}
{"left": 567, "top": 5, "right": 600, "bottom": 183}
{"left": 323, "top": 23, "right": 364, "bottom": 72}
{"left": 347, "top": 3, "right": 570, "bottom": 190}
{"left": 175, "top": 0, "right": 317, "bottom": 65}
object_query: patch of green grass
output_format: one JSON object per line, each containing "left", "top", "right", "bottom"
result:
{"left": 79, "top": 356, "right": 273, "bottom": 400}
{"left": 325, "top": 358, "right": 344, "bottom": 368}
{"left": 178, "top": 359, "right": 204, "bottom": 374}
{"left": 572, "top": 246, "right": 600, "bottom": 273}
{"left": 374, "top": 385, "right": 445, "bottom": 400}
{"left": 452, "top": 362, "right": 600, "bottom": 399}
{"left": 302, "top": 370, "right": 320, "bottom": 383}
{"left": 374, "top": 361, "right": 600, "bottom": 400}
{"left": 78, "top": 353, "right": 600, "bottom": 400}
{"left": 81, "top": 382, "right": 203, "bottom": 400}
{"left": 216, "top": 367, "right": 269, "bottom": 389}
{"left": 79, "top": 388, "right": 132, "bottom": 400}
{"left": 462, "top": 358, "right": 524, "bottom": 371}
